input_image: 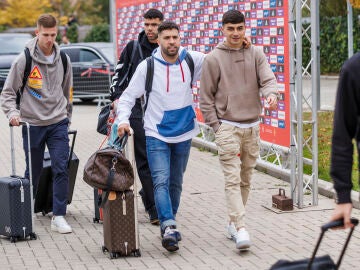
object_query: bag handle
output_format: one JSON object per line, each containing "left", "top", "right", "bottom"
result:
{"left": 308, "top": 218, "right": 359, "bottom": 270}
{"left": 67, "top": 130, "right": 77, "bottom": 167}
{"left": 113, "top": 132, "right": 128, "bottom": 150}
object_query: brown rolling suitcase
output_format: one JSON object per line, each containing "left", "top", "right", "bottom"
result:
{"left": 101, "top": 131, "right": 141, "bottom": 259}
{"left": 101, "top": 190, "right": 140, "bottom": 258}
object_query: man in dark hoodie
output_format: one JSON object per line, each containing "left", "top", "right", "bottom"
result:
{"left": 0, "top": 14, "right": 73, "bottom": 234}
{"left": 109, "top": 9, "right": 164, "bottom": 225}
{"left": 330, "top": 53, "right": 360, "bottom": 229}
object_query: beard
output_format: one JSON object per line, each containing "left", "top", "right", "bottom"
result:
{"left": 161, "top": 46, "right": 179, "bottom": 57}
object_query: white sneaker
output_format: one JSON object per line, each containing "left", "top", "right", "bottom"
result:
{"left": 235, "top": 228, "right": 251, "bottom": 250}
{"left": 51, "top": 216, "right": 72, "bottom": 234}
{"left": 226, "top": 222, "right": 238, "bottom": 241}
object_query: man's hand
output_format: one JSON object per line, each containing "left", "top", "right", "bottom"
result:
{"left": 330, "top": 203, "right": 353, "bottom": 229}
{"left": 117, "top": 123, "right": 131, "bottom": 137}
{"left": 243, "top": 36, "right": 252, "bottom": 49}
{"left": 266, "top": 94, "right": 278, "bottom": 110}
{"left": 9, "top": 116, "right": 20, "bottom": 126}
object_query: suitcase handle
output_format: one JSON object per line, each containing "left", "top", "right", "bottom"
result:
{"left": 67, "top": 130, "right": 77, "bottom": 167}
{"left": 9, "top": 121, "right": 35, "bottom": 235}
{"left": 308, "top": 218, "right": 359, "bottom": 270}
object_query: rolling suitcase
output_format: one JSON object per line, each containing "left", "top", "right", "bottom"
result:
{"left": 0, "top": 122, "right": 37, "bottom": 242}
{"left": 34, "top": 130, "right": 79, "bottom": 215}
{"left": 269, "top": 218, "right": 359, "bottom": 270}
{"left": 93, "top": 188, "right": 103, "bottom": 223}
{"left": 101, "top": 132, "right": 141, "bottom": 258}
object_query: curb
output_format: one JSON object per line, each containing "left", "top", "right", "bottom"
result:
{"left": 192, "top": 137, "right": 360, "bottom": 209}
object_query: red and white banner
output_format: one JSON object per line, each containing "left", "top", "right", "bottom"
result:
{"left": 115, "top": 0, "right": 290, "bottom": 147}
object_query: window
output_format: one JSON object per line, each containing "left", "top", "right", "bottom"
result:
{"left": 79, "top": 49, "right": 101, "bottom": 63}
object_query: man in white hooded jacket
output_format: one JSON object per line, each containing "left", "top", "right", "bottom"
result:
{"left": 116, "top": 21, "right": 205, "bottom": 252}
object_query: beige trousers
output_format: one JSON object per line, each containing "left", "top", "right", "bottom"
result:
{"left": 214, "top": 123, "right": 260, "bottom": 229}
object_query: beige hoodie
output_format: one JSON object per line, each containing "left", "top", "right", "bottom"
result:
{"left": 199, "top": 42, "right": 277, "bottom": 132}
{"left": 0, "top": 37, "right": 73, "bottom": 126}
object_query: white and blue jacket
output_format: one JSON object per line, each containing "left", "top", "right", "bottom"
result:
{"left": 115, "top": 46, "right": 205, "bottom": 143}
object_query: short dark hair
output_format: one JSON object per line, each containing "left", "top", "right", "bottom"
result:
{"left": 37, "top": 14, "right": 57, "bottom": 28}
{"left": 222, "top": 10, "right": 245, "bottom": 25}
{"left": 158, "top": 21, "right": 179, "bottom": 34}
{"left": 144, "top": 9, "right": 164, "bottom": 21}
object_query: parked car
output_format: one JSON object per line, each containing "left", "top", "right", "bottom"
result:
{"left": 60, "top": 42, "right": 115, "bottom": 102}
{"left": 0, "top": 33, "right": 33, "bottom": 92}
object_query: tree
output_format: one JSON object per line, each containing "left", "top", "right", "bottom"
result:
{"left": 0, "top": 0, "right": 52, "bottom": 27}
{"left": 320, "top": 0, "right": 348, "bottom": 17}
{"left": 72, "top": 0, "right": 107, "bottom": 25}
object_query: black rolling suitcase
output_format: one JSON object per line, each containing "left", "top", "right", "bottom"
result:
{"left": 270, "top": 218, "right": 359, "bottom": 270}
{"left": 0, "top": 122, "right": 37, "bottom": 242}
{"left": 93, "top": 188, "right": 104, "bottom": 223}
{"left": 34, "top": 130, "right": 79, "bottom": 215}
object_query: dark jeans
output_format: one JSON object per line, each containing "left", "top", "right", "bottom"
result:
{"left": 23, "top": 118, "right": 69, "bottom": 216}
{"left": 130, "top": 117, "right": 156, "bottom": 211}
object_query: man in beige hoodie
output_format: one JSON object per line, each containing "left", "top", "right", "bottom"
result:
{"left": 200, "top": 10, "right": 278, "bottom": 250}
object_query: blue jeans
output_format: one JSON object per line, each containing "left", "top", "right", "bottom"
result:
{"left": 23, "top": 118, "right": 70, "bottom": 216}
{"left": 146, "top": 136, "right": 191, "bottom": 231}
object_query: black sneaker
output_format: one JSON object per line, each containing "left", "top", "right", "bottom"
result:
{"left": 161, "top": 225, "right": 182, "bottom": 241}
{"left": 148, "top": 206, "right": 159, "bottom": 225}
{"left": 161, "top": 226, "right": 179, "bottom": 252}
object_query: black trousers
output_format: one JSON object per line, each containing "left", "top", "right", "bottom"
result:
{"left": 129, "top": 117, "right": 155, "bottom": 211}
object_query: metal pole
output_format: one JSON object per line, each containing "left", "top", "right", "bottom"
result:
{"left": 347, "top": 0, "right": 354, "bottom": 58}
{"left": 289, "top": 0, "right": 297, "bottom": 202}
{"left": 296, "top": 0, "right": 304, "bottom": 208}
{"left": 110, "top": 0, "right": 117, "bottom": 62}
{"left": 311, "top": 0, "right": 319, "bottom": 206}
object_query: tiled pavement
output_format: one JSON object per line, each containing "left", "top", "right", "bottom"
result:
{"left": 0, "top": 102, "right": 359, "bottom": 270}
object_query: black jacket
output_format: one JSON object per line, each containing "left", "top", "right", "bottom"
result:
{"left": 330, "top": 52, "right": 360, "bottom": 204}
{"left": 110, "top": 30, "right": 158, "bottom": 118}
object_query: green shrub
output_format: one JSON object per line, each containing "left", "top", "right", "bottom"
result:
{"left": 84, "top": 23, "right": 110, "bottom": 42}
{"left": 303, "top": 16, "right": 360, "bottom": 74}
{"left": 66, "top": 24, "right": 78, "bottom": 43}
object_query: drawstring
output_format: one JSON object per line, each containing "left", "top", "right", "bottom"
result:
{"left": 167, "top": 65, "right": 169, "bottom": 92}
{"left": 179, "top": 59, "right": 185, "bottom": 82}
{"left": 166, "top": 58, "right": 186, "bottom": 92}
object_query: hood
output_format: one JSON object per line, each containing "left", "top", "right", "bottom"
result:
{"left": 151, "top": 46, "right": 187, "bottom": 66}
{"left": 216, "top": 41, "right": 244, "bottom": 51}
{"left": 25, "top": 37, "right": 61, "bottom": 64}
{"left": 151, "top": 46, "right": 188, "bottom": 92}
{"left": 0, "top": 54, "right": 18, "bottom": 69}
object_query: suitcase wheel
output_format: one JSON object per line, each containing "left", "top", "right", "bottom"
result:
{"left": 10, "top": 237, "right": 17, "bottom": 243}
{"left": 109, "top": 252, "right": 119, "bottom": 259}
{"left": 93, "top": 217, "right": 100, "bottom": 223}
{"left": 102, "top": 246, "right": 108, "bottom": 253}
{"left": 29, "top": 232, "right": 37, "bottom": 240}
{"left": 42, "top": 211, "right": 46, "bottom": 216}
{"left": 133, "top": 249, "right": 141, "bottom": 257}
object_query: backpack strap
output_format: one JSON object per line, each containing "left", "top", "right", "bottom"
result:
{"left": 184, "top": 52, "right": 194, "bottom": 88}
{"left": 18, "top": 48, "right": 32, "bottom": 100}
{"left": 16, "top": 48, "right": 32, "bottom": 107}
{"left": 60, "top": 50, "right": 68, "bottom": 82}
{"left": 143, "top": 56, "right": 154, "bottom": 113}
{"left": 116, "top": 40, "right": 139, "bottom": 89}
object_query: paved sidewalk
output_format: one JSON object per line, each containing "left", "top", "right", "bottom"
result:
{"left": 0, "top": 103, "right": 359, "bottom": 270}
